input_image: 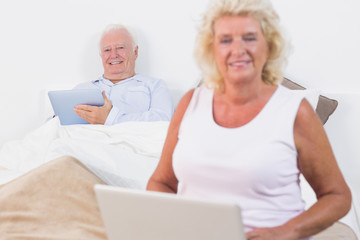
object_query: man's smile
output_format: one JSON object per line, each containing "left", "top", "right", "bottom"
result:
{"left": 110, "top": 61, "right": 122, "bottom": 65}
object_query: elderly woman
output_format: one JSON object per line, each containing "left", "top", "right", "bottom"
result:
{"left": 147, "top": 0, "right": 351, "bottom": 239}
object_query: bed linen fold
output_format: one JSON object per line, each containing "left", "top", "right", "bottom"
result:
{"left": 0, "top": 117, "right": 169, "bottom": 188}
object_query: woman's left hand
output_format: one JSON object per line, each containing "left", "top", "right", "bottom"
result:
{"left": 246, "top": 225, "right": 297, "bottom": 240}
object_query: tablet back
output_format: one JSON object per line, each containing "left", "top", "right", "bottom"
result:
{"left": 94, "top": 184, "right": 245, "bottom": 240}
{"left": 48, "top": 89, "right": 104, "bottom": 125}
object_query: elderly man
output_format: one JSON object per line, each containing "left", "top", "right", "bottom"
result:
{"left": 73, "top": 24, "right": 174, "bottom": 125}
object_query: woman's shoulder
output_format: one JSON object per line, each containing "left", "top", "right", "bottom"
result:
{"left": 295, "top": 98, "right": 321, "bottom": 127}
{"left": 166, "top": 88, "right": 196, "bottom": 133}
{"left": 176, "top": 85, "right": 212, "bottom": 113}
{"left": 176, "top": 88, "right": 196, "bottom": 115}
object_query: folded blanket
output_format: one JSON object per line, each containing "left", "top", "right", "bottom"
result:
{"left": 0, "top": 118, "right": 169, "bottom": 188}
{"left": 0, "top": 156, "right": 107, "bottom": 239}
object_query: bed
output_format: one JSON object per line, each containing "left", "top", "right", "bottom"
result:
{"left": 0, "top": 80, "right": 359, "bottom": 239}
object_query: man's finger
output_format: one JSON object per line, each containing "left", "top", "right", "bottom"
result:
{"left": 74, "top": 109, "right": 90, "bottom": 121}
{"left": 102, "top": 91, "right": 108, "bottom": 102}
{"left": 102, "top": 91, "right": 113, "bottom": 110}
{"left": 102, "top": 91, "right": 112, "bottom": 105}
{"left": 74, "top": 104, "right": 94, "bottom": 111}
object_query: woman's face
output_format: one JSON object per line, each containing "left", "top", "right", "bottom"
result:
{"left": 213, "top": 15, "right": 269, "bottom": 85}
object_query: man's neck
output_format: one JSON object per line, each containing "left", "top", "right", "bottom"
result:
{"left": 104, "top": 73, "right": 136, "bottom": 84}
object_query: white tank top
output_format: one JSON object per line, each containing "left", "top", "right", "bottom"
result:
{"left": 173, "top": 85, "right": 308, "bottom": 233}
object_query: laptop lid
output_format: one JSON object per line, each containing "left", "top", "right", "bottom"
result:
{"left": 48, "top": 89, "right": 104, "bottom": 125}
{"left": 94, "top": 184, "right": 245, "bottom": 240}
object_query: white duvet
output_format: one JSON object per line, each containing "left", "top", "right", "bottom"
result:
{"left": 0, "top": 117, "right": 169, "bottom": 189}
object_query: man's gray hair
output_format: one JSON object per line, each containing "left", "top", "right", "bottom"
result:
{"left": 99, "top": 24, "right": 138, "bottom": 51}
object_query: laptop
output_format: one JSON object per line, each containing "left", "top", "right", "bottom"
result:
{"left": 94, "top": 184, "right": 245, "bottom": 240}
{"left": 48, "top": 89, "right": 104, "bottom": 125}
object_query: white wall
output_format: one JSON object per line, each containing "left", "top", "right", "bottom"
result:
{"left": 272, "top": 0, "right": 360, "bottom": 91}
{"left": 1, "top": 0, "right": 359, "bottom": 145}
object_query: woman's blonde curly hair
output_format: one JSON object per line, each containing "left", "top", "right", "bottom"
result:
{"left": 194, "top": 0, "right": 289, "bottom": 92}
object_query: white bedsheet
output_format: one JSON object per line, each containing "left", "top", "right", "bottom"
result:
{"left": 0, "top": 117, "right": 169, "bottom": 189}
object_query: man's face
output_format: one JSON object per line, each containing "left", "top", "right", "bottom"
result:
{"left": 100, "top": 29, "right": 138, "bottom": 83}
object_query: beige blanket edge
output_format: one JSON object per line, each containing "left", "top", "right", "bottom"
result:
{"left": 0, "top": 156, "right": 107, "bottom": 240}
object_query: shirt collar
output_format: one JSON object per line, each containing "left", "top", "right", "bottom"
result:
{"left": 94, "top": 74, "right": 143, "bottom": 86}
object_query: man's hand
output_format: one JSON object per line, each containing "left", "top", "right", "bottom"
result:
{"left": 73, "top": 91, "right": 112, "bottom": 124}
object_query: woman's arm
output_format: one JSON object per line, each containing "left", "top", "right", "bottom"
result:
{"left": 146, "top": 89, "right": 195, "bottom": 193}
{"left": 247, "top": 99, "right": 352, "bottom": 240}
{"left": 287, "top": 98, "right": 351, "bottom": 237}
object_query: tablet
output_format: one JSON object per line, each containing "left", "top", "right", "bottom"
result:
{"left": 48, "top": 89, "right": 105, "bottom": 125}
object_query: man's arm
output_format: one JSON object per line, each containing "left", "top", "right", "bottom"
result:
{"left": 103, "top": 80, "right": 174, "bottom": 125}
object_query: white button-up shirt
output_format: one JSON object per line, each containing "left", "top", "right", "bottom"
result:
{"left": 74, "top": 74, "right": 174, "bottom": 125}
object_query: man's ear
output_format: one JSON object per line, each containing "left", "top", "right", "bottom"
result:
{"left": 134, "top": 46, "right": 139, "bottom": 60}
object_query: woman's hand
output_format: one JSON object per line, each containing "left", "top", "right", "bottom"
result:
{"left": 246, "top": 225, "right": 297, "bottom": 240}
